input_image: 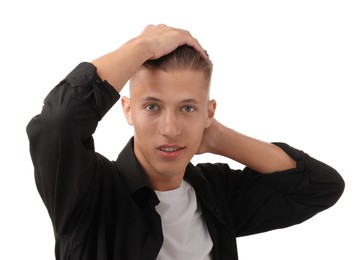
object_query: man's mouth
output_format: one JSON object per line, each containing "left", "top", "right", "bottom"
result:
{"left": 159, "top": 147, "right": 183, "bottom": 152}
{"left": 157, "top": 145, "right": 185, "bottom": 158}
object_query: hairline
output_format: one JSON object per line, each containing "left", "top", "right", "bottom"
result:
{"left": 129, "top": 67, "right": 211, "bottom": 90}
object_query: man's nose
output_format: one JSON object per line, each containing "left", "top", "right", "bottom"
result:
{"left": 159, "top": 111, "right": 181, "bottom": 138}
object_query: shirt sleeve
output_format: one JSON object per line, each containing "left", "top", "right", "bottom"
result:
{"left": 26, "top": 62, "right": 120, "bottom": 234}
{"left": 199, "top": 142, "right": 345, "bottom": 237}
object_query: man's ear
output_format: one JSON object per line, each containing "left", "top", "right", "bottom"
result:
{"left": 205, "top": 99, "right": 217, "bottom": 128}
{"left": 121, "top": 96, "right": 133, "bottom": 125}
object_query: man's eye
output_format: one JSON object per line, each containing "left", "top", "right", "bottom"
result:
{"left": 182, "top": 106, "right": 195, "bottom": 112}
{"left": 145, "top": 104, "right": 159, "bottom": 111}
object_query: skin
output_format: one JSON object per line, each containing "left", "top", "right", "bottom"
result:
{"left": 122, "top": 68, "right": 216, "bottom": 191}
{"left": 92, "top": 24, "right": 296, "bottom": 191}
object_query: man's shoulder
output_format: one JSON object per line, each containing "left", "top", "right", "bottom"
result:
{"left": 191, "top": 162, "right": 250, "bottom": 190}
{"left": 195, "top": 162, "right": 235, "bottom": 175}
{"left": 187, "top": 162, "right": 237, "bottom": 188}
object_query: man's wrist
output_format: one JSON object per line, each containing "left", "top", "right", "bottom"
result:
{"left": 206, "top": 120, "right": 228, "bottom": 155}
{"left": 124, "top": 37, "right": 154, "bottom": 63}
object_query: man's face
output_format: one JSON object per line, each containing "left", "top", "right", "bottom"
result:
{"left": 122, "top": 68, "right": 216, "bottom": 190}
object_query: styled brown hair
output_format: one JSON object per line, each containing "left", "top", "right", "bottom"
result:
{"left": 143, "top": 45, "right": 213, "bottom": 86}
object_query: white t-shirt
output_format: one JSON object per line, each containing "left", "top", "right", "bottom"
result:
{"left": 155, "top": 180, "right": 213, "bottom": 260}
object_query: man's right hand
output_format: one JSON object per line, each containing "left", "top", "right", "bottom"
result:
{"left": 92, "top": 24, "right": 207, "bottom": 92}
{"left": 136, "top": 24, "right": 207, "bottom": 61}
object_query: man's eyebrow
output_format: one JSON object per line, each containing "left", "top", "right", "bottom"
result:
{"left": 180, "top": 99, "right": 199, "bottom": 104}
{"left": 141, "top": 96, "right": 162, "bottom": 103}
{"left": 141, "top": 97, "right": 200, "bottom": 104}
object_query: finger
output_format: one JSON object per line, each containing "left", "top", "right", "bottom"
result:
{"left": 156, "top": 23, "right": 167, "bottom": 27}
{"left": 174, "top": 28, "right": 208, "bottom": 59}
{"left": 183, "top": 36, "right": 208, "bottom": 60}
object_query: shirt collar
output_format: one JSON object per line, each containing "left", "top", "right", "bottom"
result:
{"left": 115, "top": 137, "right": 151, "bottom": 194}
{"left": 115, "top": 137, "right": 212, "bottom": 196}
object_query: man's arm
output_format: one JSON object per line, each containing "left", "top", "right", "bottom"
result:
{"left": 92, "top": 24, "right": 207, "bottom": 92}
{"left": 197, "top": 119, "right": 344, "bottom": 236}
{"left": 27, "top": 24, "right": 206, "bottom": 233}
{"left": 197, "top": 119, "right": 296, "bottom": 173}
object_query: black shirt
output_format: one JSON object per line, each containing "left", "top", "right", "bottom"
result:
{"left": 26, "top": 62, "right": 345, "bottom": 260}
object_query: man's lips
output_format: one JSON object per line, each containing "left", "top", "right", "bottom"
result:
{"left": 157, "top": 145, "right": 185, "bottom": 152}
{"left": 156, "top": 145, "right": 186, "bottom": 158}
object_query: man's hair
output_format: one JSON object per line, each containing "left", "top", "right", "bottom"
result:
{"left": 143, "top": 45, "right": 213, "bottom": 86}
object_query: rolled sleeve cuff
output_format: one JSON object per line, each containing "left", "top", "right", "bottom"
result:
{"left": 64, "top": 62, "right": 120, "bottom": 119}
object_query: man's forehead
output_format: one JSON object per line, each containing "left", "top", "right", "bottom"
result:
{"left": 129, "top": 69, "right": 210, "bottom": 102}
{"left": 130, "top": 68, "right": 208, "bottom": 90}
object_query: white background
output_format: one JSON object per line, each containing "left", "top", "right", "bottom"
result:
{"left": 1, "top": 0, "right": 363, "bottom": 259}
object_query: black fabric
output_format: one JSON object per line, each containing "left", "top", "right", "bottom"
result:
{"left": 26, "top": 62, "right": 345, "bottom": 260}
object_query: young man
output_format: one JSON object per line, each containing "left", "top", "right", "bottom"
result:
{"left": 27, "top": 24, "right": 344, "bottom": 260}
